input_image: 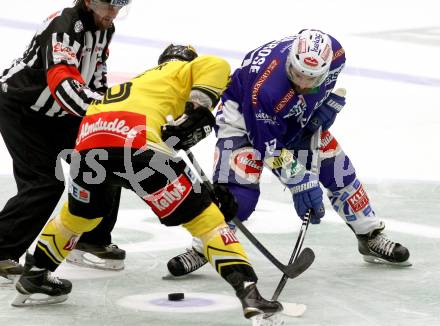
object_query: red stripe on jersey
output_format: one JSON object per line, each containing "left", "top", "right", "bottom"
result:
{"left": 47, "top": 64, "right": 85, "bottom": 95}
{"left": 47, "top": 64, "right": 86, "bottom": 115}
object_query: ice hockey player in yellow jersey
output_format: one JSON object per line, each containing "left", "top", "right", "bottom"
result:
{"left": 12, "top": 44, "right": 283, "bottom": 322}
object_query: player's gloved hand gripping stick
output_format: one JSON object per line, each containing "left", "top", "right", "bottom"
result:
{"left": 184, "top": 149, "right": 314, "bottom": 279}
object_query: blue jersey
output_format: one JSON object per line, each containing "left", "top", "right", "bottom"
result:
{"left": 221, "top": 34, "right": 346, "bottom": 159}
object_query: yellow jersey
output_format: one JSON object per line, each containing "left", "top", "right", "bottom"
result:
{"left": 75, "top": 55, "right": 230, "bottom": 153}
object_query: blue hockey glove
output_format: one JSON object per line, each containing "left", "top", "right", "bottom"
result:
{"left": 290, "top": 172, "right": 325, "bottom": 224}
{"left": 306, "top": 91, "right": 345, "bottom": 132}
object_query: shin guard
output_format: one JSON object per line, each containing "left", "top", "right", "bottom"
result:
{"left": 183, "top": 203, "right": 257, "bottom": 290}
{"left": 34, "top": 203, "right": 102, "bottom": 271}
{"left": 328, "top": 178, "right": 380, "bottom": 234}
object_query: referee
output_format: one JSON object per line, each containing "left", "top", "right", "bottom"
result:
{"left": 0, "top": 0, "right": 130, "bottom": 278}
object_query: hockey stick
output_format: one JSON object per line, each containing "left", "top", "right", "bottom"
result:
{"left": 271, "top": 127, "right": 321, "bottom": 303}
{"left": 271, "top": 89, "right": 346, "bottom": 304}
{"left": 185, "top": 150, "right": 314, "bottom": 279}
{"left": 271, "top": 87, "right": 347, "bottom": 317}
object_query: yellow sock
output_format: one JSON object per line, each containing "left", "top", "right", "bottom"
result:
{"left": 36, "top": 202, "right": 102, "bottom": 266}
{"left": 183, "top": 203, "right": 252, "bottom": 276}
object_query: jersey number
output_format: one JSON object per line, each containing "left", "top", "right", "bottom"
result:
{"left": 103, "top": 82, "right": 133, "bottom": 104}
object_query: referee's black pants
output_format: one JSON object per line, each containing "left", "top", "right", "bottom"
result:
{"left": 0, "top": 99, "right": 120, "bottom": 261}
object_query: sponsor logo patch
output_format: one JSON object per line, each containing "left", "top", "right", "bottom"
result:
{"left": 74, "top": 20, "right": 84, "bottom": 33}
{"left": 311, "top": 33, "right": 322, "bottom": 52}
{"left": 304, "top": 57, "right": 318, "bottom": 67}
{"left": 332, "top": 47, "right": 345, "bottom": 61}
{"left": 63, "top": 236, "right": 80, "bottom": 251}
{"left": 75, "top": 111, "right": 146, "bottom": 151}
{"left": 282, "top": 95, "right": 306, "bottom": 119}
{"left": 347, "top": 185, "right": 370, "bottom": 213}
{"left": 220, "top": 227, "right": 239, "bottom": 245}
{"left": 110, "top": 0, "right": 130, "bottom": 5}
{"left": 252, "top": 59, "right": 279, "bottom": 107}
{"left": 298, "top": 38, "right": 307, "bottom": 54}
{"left": 255, "top": 111, "right": 278, "bottom": 125}
{"left": 230, "top": 148, "right": 263, "bottom": 183}
{"left": 274, "top": 89, "right": 295, "bottom": 113}
{"left": 68, "top": 179, "right": 90, "bottom": 203}
{"left": 143, "top": 174, "right": 192, "bottom": 218}
{"left": 321, "top": 44, "right": 331, "bottom": 61}
{"left": 53, "top": 42, "right": 77, "bottom": 61}
{"left": 320, "top": 131, "right": 338, "bottom": 152}
{"left": 319, "top": 130, "right": 341, "bottom": 159}
{"left": 184, "top": 166, "right": 198, "bottom": 184}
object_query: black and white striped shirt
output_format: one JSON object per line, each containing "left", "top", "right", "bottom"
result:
{"left": 0, "top": 4, "right": 113, "bottom": 118}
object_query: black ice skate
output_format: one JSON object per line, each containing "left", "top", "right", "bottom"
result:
{"left": 0, "top": 259, "right": 24, "bottom": 282}
{"left": 167, "top": 248, "right": 208, "bottom": 277}
{"left": 12, "top": 253, "right": 72, "bottom": 307}
{"left": 357, "top": 222, "right": 411, "bottom": 267}
{"left": 67, "top": 243, "right": 125, "bottom": 271}
{"left": 237, "top": 283, "right": 283, "bottom": 319}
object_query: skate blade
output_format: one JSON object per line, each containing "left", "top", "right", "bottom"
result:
{"left": 67, "top": 250, "right": 124, "bottom": 271}
{"left": 251, "top": 313, "right": 285, "bottom": 326}
{"left": 363, "top": 255, "right": 412, "bottom": 267}
{"left": 11, "top": 292, "right": 68, "bottom": 307}
{"left": 280, "top": 301, "right": 307, "bottom": 317}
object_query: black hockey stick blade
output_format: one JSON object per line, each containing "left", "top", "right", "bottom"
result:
{"left": 284, "top": 247, "right": 315, "bottom": 279}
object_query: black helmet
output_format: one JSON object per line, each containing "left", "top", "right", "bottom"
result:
{"left": 158, "top": 44, "right": 198, "bottom": 65}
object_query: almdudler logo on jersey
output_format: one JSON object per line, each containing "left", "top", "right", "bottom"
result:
{"left": 347, "top": 185, "right": 369, "bottom": 213}
{"left": 143, "top": 174, "right": 192, "bottom": 218}
{"left": 75, "top": 111, "right": 146, "bottom": 151}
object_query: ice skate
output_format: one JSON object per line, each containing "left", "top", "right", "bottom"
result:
{"left": 0, "top": 259, "right": 23, "bottom": 282}
{"left": 237, "top": 283, "right": 283, "bottom": 320}
{"left": 357, "top": 222, "right": 411, "bottom": 267}
{"left": 12, "top": 253, "right": 71, "bottom": 307}
{"left": 167, "top": 248, "right": 208, "bottom": 277}
{"left": 67, "top": 243, "right": 125, "bottom": 271}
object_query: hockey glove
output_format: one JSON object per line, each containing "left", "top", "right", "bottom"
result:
{"left": 212, "top": 183, "right": 238, "bottom": 223}
{"left": 290, "top": 171, "right": 325, "bottom": 224}
{"left": 161, "top": 102, "right": 216, "bottom": 150}
{"left": 306, "top": 90, "right": 345, "bottom": 132}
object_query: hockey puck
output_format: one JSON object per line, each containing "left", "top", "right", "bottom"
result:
{"left": 168, "top": 293, "right": 184, "bottom": 301}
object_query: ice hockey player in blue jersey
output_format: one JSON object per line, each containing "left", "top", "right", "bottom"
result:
{"left": 167, "top": 29, "right": 411, "bottom": 277}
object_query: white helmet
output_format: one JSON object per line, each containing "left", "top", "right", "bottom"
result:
{"left": 286, "top": 29, "right": 333, "bottom": 89}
